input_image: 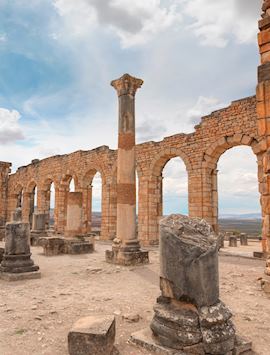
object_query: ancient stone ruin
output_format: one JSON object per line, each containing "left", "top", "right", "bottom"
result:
{"left": 0, "top": 208, "right": 40, "bottom": 281}
{"left": 106, "top": 74, "right": 149, "bottom": 266}
{"left": 131, "top": 214, "right": 252, "bottom": 354}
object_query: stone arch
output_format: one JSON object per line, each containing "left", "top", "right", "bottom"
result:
{"left": 138, "top": 148, "right": 191, "bottom": 245}
{"left": 81, "top": 166, "right": 113, "bottom": 238}
{"left": 39, "top": 176, "right": 58, "bottom": 229}
{"left": 202, "top": 134, "right": 262, "bottom": 169}
{"left": 60, "top": 171, "right": 79, "bottom": 190}
{"left": 149, "top": 147, "right": 192, "bottom": 178}
{"left": 201, "top": 134, "right": 262, "bottom": 232}
{"left": 23, "top": 180, "right": 38, "bottom": 225}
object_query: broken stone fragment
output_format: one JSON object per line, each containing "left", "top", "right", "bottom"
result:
{"left": 159, "top": 214, "right": 219, "bottom": 307}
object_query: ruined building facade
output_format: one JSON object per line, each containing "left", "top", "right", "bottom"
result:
{"left": 0, "top": 2, "right": 270, "bottom": 255}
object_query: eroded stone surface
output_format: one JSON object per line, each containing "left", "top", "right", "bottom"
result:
{"left": 68, "top": 315, "right": 115, "bottom": 355}
{"left": 159, "top": 214, "right": 219, "bottom": 307}
{"left": 147, "top": 214, "right": 251, "bottom": 355}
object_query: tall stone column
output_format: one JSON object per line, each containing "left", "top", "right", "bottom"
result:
{"left": 257, "top": 1, "right": 270, "bottom": 274}
{"left": 106, "top": 73, "right": 149, "bottom": 265}
{"left": 0, "top": 162, "right": 11, "bottom": 240}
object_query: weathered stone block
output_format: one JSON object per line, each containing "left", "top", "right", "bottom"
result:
{"left": 39, "top": 237, "right": 65, "bottom": 256}
{"left": 105, "top": 249, "right": 149, "bottom": 266}
{"left": 68, "top": 315, "right": 115, "bottom": 355}
{"left": 229, "top": 236, "right": 237, "bottom": 247}
{"left": 5, "top": 222, "right": 30, "bottom": 255}
{"left": 65, "top": 241, "right": 94, "bottom": 254}
{"left": 32, "top": 213, "right": 47, "bottom": 231}
{"left": 239, "top": 234, "right": 248, "bottom": 246}
{"left": 159, "top": 214, "right": 219, "bottom": 307}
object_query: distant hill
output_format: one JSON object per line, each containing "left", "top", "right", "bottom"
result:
{"left": 219, "top": 213, "right": 261, "bottom": 220}
{"left": 49, "top": 210, "right": 262, "bottom": 236}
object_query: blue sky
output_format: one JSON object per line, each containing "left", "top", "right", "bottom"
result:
{"left": 0, "top": 0, "right": 262, "bottom": 215}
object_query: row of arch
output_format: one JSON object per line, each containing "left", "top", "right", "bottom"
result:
{"left": 7, "top": 133, "right": 265, "bottom": 245}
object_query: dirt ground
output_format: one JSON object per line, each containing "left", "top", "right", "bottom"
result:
{"left": 0, "top": 241, "right": 270, "bottom": 355}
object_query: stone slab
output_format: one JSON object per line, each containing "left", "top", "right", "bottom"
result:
{"left": 130, "top": 328, "right": 185, "bottom": 354}
{"left": 0, "top": 271, "right": 41, "bottom": 281}
{"left": 66, "top": 241, "right": 94, "bottom": 255}
{"left": 130, "top": 328, "right": 253, "bottom": 355}
{"left": 68, "top": 315, "right": 115, "bottom": 355}
{"left": 105, "top": 249, "right": 149, "bottom": 266}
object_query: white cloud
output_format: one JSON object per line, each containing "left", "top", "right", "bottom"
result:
{"left": 0, "top": 33, "right": 6, "bottom": 43}
{"left": 53, "top": 0, "right": 182, "bottom": 47}
{"left": 183, "top": 0, "right": 261, "bottom": 47}
{"left": 0, "top": 108, "right": 24, "bottom": 144}
{"left": 187, "top": 96, "right": 226, "bottom": 125}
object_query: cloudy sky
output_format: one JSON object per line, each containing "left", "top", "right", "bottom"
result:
{"left": 0, "top": 0, "right": 261, "bottom": 215}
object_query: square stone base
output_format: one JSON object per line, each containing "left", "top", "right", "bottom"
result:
{"left": 0, "top": 271, "right": 41, "bottom": 281}
{"left": 130, "top": 328, "right": 253, "bottom": 355}
{"left": 40, "top": 236, "right": 94, "bottom": 256}
{"left": 68, "top": 315, "right": 115, "bottom": 355}
{"left": 105, "top": 249, "right": 149, "bottom": 266}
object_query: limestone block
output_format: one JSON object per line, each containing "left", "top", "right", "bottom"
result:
{"left": 32, "top": 213, "right": 47, "bottom": 231}
{"left": 240, "top": 233, "right": 248, "bottom": 246}
{"left": 5, "top": 222, "right": 30, "bottom": 255}
{"left": 159, "top": 214, "right": 219, "bottom": 307}
{"left": 229, "top": 236, "right": 237, "bottom": 247}
{"left": 68, "top": 315, "right": 115, "bottom": 355}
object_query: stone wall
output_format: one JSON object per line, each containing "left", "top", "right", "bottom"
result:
{"left": 1, "top": 95, "right": 264, "bottom": 248}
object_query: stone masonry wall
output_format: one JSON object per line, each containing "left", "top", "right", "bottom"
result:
{"left": 2, "top": 95, "right": 264, "bottom": 248}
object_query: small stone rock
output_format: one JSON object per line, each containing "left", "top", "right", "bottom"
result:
{"left": 122, "top": 314, "right": 141, "bottom": 323}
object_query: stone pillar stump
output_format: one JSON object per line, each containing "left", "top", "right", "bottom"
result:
{"left": 130, "top": 214, "right": 252, "bottom": 354}
{"left": 0, "top": 208, "right": 40, "bottom": 281}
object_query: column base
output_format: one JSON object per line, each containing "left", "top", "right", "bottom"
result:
{"left": 105, "top": 248, "right": 149, "bottom": 266}
{"left": 130, "top": 328, "right": 252, "bottom": 355}
{"left": 0, "top": 254, "right": 39, "bottom": 274}
{"left": 0, "top": 271, "right": 41, "bottom": 281}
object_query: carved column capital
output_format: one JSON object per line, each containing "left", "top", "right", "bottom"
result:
{"left": 111, "top": 73, "right": 143, "bottom": 97}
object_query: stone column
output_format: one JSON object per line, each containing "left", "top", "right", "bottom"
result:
{"left": 0, "top": 208, "right": 40, "bottom": 281}
{"left": 0, "top": 162, "right": 11, "bottom": 229}
{"left": 257, "top": 1, "right": 270, "bottom": 274}
{"left": 65, "top": 192, "right": 83, "bottom": 238}
{"left": 106, "top": 73, "right": 149, "bottom": 265}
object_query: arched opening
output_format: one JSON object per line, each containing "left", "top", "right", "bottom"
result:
{"left": 69, "top": 178, "right": 75, "bottom": 192}
{"left": 28, "top": 183, "right": 37, "bottom": 228}
{"left": 216, "top": 146, "right": 261, "bottom": 254}
{"left": 49, "top": 182, "right": 55, "bottom": 229}
{"left": 145, "top": 150, "right": 190, "bottom": 244}
{"left": 162, "top": 157, "right": 188, "bottom": 216}
{"left": 91, "top": 172, "right": 102, "bottom": 234}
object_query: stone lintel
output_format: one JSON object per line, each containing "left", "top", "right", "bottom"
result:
{"left": 105, "top": 249, "right": 149, "bottom": 266}
{"left": 0, "top": 271, "right": 41, "bottom": 281}
{"left": 111, "top": 73, "right": 143, "bottom": 97}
